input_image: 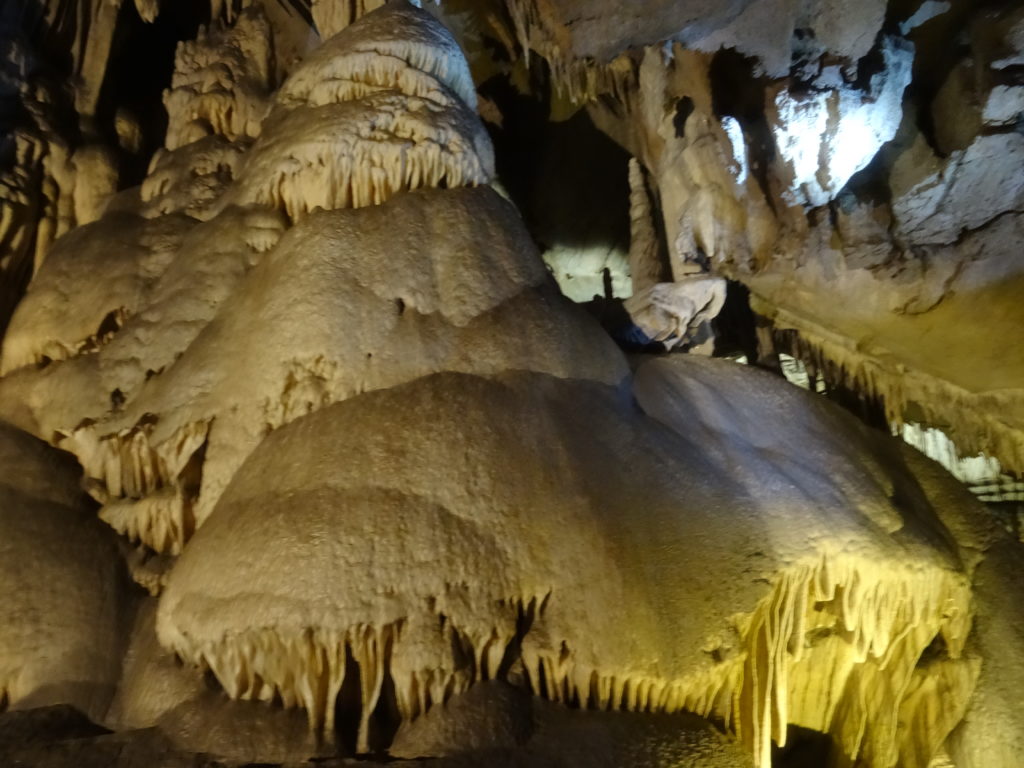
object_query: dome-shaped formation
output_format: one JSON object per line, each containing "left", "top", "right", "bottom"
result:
{"left": 2, "top": 4, "right": 1020, "bottom": 768}
{"left": 0, "top": 212, "right": 195, "bottom": 375}
{"left": 283, "top": 2, "right": 477, "bottom": 111}
{"left": 158, "top": 366, "right": 973, "bottom": 765}
{"left": 0, "top": 2, "right": 523, "bottom": 557}
{"left": 62, "top": 187, "right": 625, "bottom": 554}
{"left": 631, "top": 356, "right": 983, "bottom": 768}
{"left": 224, "top": 3, "right": 492, "bottom": 219}
{"left": 225, "top": 91, "right": 493, "bottom": 218}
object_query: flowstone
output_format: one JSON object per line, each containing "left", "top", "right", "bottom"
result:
{"left": 0, "top": 3, "right": 1021, "bottom": 768}
{"left": 0, "top": 2, "right": 623, "bottom": 557}
{"left": 159, "top": 365, "right": 979, "bottom": 766}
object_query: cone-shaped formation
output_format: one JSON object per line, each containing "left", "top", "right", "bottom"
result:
{"left": 60, "top": 187, "right": 625, "bottom": 553}
{"left": 163, "top": 5, "right": 274, "bottom": 151}
{"left": 0, "top": 422, "right": 127, "bottom": 722}
{"left": 225, "top": 92, "right": 493, "bottom": 219}
{"left": 0, "top": 4, "right": 525, "bottom": 555}
{"left": 159, "top": 366, "right": 974, "bottom": 765}
{"left": 286, "top": 1, "right": 477, "bottom": 111}
{"left": 226, "top": 4, "right": 493, "bottom": 219}
{"left": 3, "top": 5, "right": 1018, "bottom": 767}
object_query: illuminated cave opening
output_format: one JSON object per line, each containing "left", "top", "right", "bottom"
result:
{"left": 480, "top": 72, "right": 633, "bottom": 303}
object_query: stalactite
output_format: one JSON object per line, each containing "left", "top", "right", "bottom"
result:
{"left": 504, "top": 0, "right": 636, "bottom": 103}
{"left": 627, "top": 157, "right": 664, "bottom": 293}
{"left": 160, "top": 548, "right": 973, "bottom": 765}
{"left": 62, "top": 418, "right": 210, "bottom": 553}
{"left": 771, "top": 322, "right": 1024, "bottom": 480}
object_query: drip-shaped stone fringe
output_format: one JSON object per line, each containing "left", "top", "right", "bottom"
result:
{"left": 280, "top": 52, "right": 462, "bottom": 109}
{"left": 162, "top": 551, "right": 972, "bottom": 765}
{"left": 302, "top": 1, "right": 474, "bottom": 109}
{"left": 63, "top": 418, "right": 210, "bottom": 554}
{"left": 775, "top": 325, "right": 1024, "bottom": 476}
{"left": 160, "top": 597, "right": 544, "bottom": 754}
{"left": 4, "top": 305, "right": 130, "bottom": 372}
{"left": 505, "top": 0, "right": 636, "bottom": 103}
{"left": 232, "top": 103, "right": 492, "bottom": 219}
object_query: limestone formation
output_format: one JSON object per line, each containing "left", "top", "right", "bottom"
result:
{"left": 768, "top": 38, "right": 913, "bottom": 208}
{"left": 158, "top": 364, "right": 979, "bottom": 767}
{"left": 891, "top": 132, "right": 1024, "bottom": 246}
{"left": 579, "top": 1, "right": 1024, "bottom": 477}
{"left": 63, "top": 187, "right": 622, "bottom": 554}
{"left": 162, "top": 6, "right": 275, "bottom": 152}
{"left": 0, "top": 3, "right": 623, "bottom": 560}
{"left": 105, "top": 600, "right": 205, "bottom": 732}
{"left": 0, "top": 1, "right": 1022, "bottom": 767}
{"left": 1, "top": 211, "right": 196, "bottom": 374}
{"left": 0, "top": 423, "right": 127, "bottom": 723}
{"left": 621, "top": 278, "right": 725, "bottom": 351}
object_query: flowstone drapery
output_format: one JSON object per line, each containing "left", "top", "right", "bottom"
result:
{"left": 158, "top": 366, "right": 980, "bottom": 767}
{"left": 0, "top": 3, "right": 1021, "bottom": 768}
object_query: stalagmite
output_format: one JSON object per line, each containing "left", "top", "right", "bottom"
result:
{"left": 159, "top": 366, "right": 976, "bottom": 766}
{"left": 1, "top": 2, "right": 1022, "bottom": 766}
{"left": 226, "top": 4, "right": 494, "bottom": 219}
{"left": 286, "top": 1, "right": 477, "bottom": 111}
{"left": 61, "top": 186, "right": 624, "bottom": 552}
{"left": 631, "top": 356, "right": 978, "bottom": 767}
{"left": 162, "top": 5, "right": 275, "bottom": 151}
{"left": 0, "top": 3, "right": 621, "bottom": 558}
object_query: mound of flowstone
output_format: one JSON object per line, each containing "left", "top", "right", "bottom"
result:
{"left": 159, "top": 365, "right": 975, "bottom": 766}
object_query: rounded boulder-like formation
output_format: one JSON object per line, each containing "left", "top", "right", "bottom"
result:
{"left": 159, "top": 368, "right": 973, "bottom": 765}
{"left": 0, "top": 423, "right": 128, "bottom": 722}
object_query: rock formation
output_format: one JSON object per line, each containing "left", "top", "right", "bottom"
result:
{"left": 0, "top": 1, "right": 1021, "bottom": 767}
